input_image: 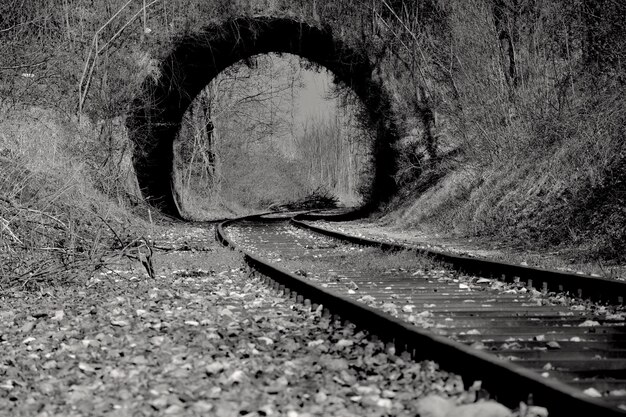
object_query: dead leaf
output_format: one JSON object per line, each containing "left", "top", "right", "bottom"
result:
{"left": 149, "top": 397, "right": 168, "bottom": 410}
{"left": 150, "top": 336, "right": 165, "bottom": 346}
{"left": 20, "top": 321, "right": 36, "bottom": 333}
{"left": 320, "top": 356, "right": 349, "bottom": 371}
{"left": 583, "top": 387, "right": 602, "bottom": 397}
{"left": 78, "top": 362, "right": 96, "bottom": 374}
{"left": 131, "top": 355, "right": 148, "bottom": 365}
{"left": 307, "top": 339, "right": 324, "bottom": 348}
{"left": 335, "top": 339, "right": 353, "bottom": 348}
{"left": 227, "top": 369, "right": 245, "bottom": 384}
{"left": 579, "top": 320, "right": 601, "bottom": 327}
{"left": 192, "top": 401, "right": 214, "bottom": 412}
{"left": 376, "top": 398, "right": 392, "bottom": 408}
{"left": 416, "top": 395, "right": 455, "bottom": 417}
{"left": 448, "top": 400, "right": 511, "bottom": 416}
{"left": 257, "top": 336, "right": 274, "bottom": 345}
{"left": 51, "top": 310, "right": 65, "bottom": 321}
{"left": 22, "top": 336, "right": 36, "bottom": 345}
{"left": 315, "top": 391, "right": 328, "bottom": 403}
{"left": 546, "top": 341, "right": 561, "bottom": 350}
{"left": 205, "top": 363, "right": 226, "bottom": 375}
{"left": 0, "top": 380, "right": 14, "bottom": 391}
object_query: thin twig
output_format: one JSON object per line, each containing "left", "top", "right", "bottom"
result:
{"left": 0, "top": 60, "right": 47, "bottom": 71}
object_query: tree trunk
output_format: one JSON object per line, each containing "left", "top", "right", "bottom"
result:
{"left": 414, "top": 87, "right": 437, "bottom": 164}
{"left": 493, "top": 0, "right": 518, "bottom": 88}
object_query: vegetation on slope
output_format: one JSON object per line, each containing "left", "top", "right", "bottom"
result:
{"left": 1, "top": 0, "right": 625, "bottom": 285}
{"left": 359, "top": 0, "right": 626, "bottom": 261}
{"left": 0, "top": 107, "right": 146, "bottom": 286}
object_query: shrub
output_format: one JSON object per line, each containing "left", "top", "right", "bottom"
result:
{"left": 0, "top": 107, "right": 144, "bottom": 288}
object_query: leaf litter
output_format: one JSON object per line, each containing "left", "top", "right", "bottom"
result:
{"left": 0, "top": 223, "right": 544, "bottom": 416}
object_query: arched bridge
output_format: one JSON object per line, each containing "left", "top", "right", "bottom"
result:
{"left": 127, "top": 16, "right": 399, "bottom": 218}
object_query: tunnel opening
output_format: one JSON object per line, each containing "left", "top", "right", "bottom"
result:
{"left": 127, "top": 16, "right": 399, "bottom": 218}
{"left": 172, "top": 52, "right": 374, "bottom": 218}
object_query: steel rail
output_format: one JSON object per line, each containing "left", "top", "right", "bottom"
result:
{"left": 292, "top": 213, "right": 626, "bottom": 305}
{"left": 216, "top": 214, "right": 626, "bottom": 417}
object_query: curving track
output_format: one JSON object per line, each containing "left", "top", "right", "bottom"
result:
{"left": 217, "top": 212, "right": 626, "bottom": 416}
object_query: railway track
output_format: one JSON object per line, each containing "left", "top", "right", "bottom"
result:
{"left": 216, "top": 212, "right": 626, "bottom": 416}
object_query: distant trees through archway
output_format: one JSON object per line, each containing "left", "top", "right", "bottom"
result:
{"left": 171, "top": 53, "right": 373, "bottom": 217}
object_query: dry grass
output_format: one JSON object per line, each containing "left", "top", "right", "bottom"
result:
{"left": 0, "top": 106, "right": 153, "bottom": 289}
{"left": 388, "top": 91, "right": 626, "bottom": 263}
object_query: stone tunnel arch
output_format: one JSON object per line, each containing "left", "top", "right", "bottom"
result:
{"left": 127, "top": 16, "right": 399, "bottom": 218}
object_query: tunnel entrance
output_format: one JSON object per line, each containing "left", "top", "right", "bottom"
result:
{"left": 127, "top": 16, "right": 399, "bottom": 218}
{"left": 172, "top": 53, "right": 374, "bottom": 218}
